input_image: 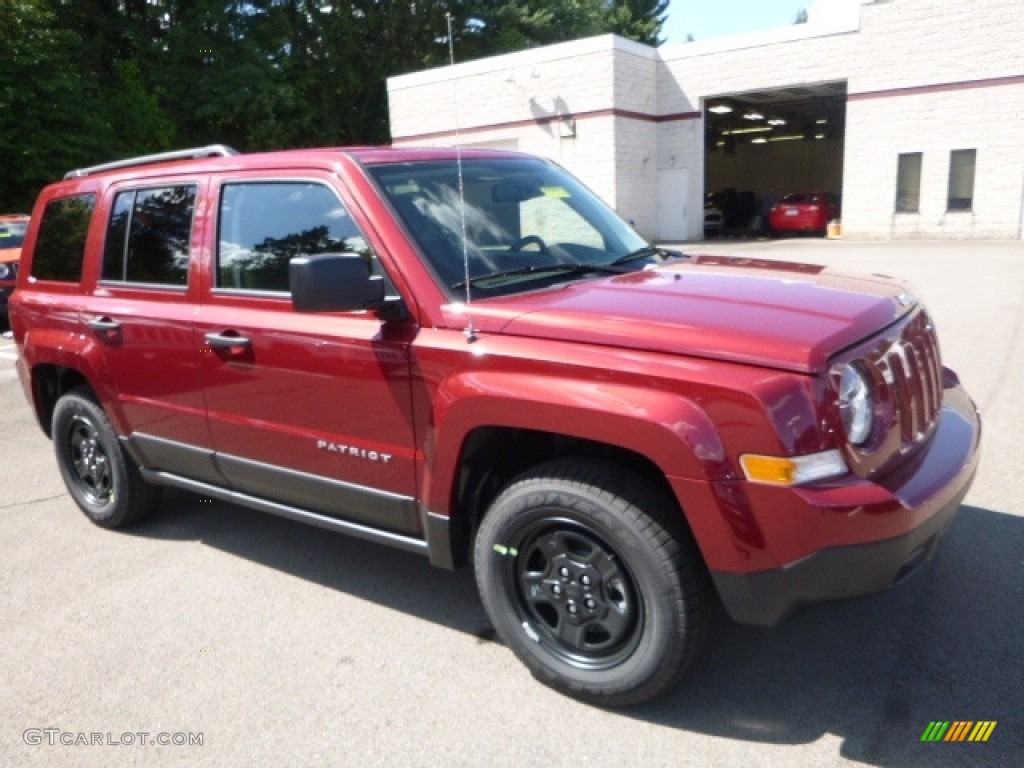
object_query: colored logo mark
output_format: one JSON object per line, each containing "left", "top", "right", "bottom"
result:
{"left": 920, "top": 721, "right": 996, "bottom": 742}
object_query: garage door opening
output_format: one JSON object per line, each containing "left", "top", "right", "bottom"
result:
{"left": 703, "top": 81, "right": 847, "bottom": 237}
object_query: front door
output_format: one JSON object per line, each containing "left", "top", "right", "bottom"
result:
{"left": 194, "top": 175, "right": 420, "bottom": 534}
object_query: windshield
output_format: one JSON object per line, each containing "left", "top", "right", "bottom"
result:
{"left": 366, "top": 156, "right": 651, "bottom": 297}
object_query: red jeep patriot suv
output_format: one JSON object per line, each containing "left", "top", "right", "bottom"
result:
{"left": 10, "top": 145, "right": 980, "bottom": 706}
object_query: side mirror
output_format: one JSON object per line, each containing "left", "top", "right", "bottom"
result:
{"left": 290, "top": 253, "right": 386, "bottom": 313}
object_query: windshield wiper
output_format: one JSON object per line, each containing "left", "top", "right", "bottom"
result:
{"left": 452, "top": 263, "right": 624, "bottom": 290}
{"left": 609, "top": 246, "right": 686, "bottom": 267}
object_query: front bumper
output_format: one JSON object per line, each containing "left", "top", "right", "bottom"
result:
{"left": 709, "top": 383, "right": 980, "bottom": 627}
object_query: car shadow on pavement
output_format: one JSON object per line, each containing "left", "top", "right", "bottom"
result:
{"left": 633, "top": 504, "right": 1023, "bottom": 767}
{"left": 126, "top": 487, "right": 492, "bottom": 634}
{"left": 128, "top": 494, "right": 1021, "bottom": 766}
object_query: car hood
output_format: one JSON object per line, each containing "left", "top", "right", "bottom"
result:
{"left": 454, "top": 256, "right": 916, "bottom": 373}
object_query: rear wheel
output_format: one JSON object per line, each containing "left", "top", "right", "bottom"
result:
{"left": 474, "top": 458, "right": 710, "bottom": 707}
{"left": 52, "top": 387, "right": 161, "bottom": 528}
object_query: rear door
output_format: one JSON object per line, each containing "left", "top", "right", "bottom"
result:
{"left": 194, "top": 173, "right": 421, "bottom": 535}
{"left": 83, "top": 177, "right": 219, "bottom": 482}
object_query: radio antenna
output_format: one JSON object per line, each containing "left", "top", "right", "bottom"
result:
{"left": 446, "top": 12, "right": 477, "bottom": 343}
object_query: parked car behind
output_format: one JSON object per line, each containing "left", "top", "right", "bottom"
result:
{"left": 703, "top": 203, "right": 724, "bottom": 237}
{"left": 769, "top": 192, "right": 840, "bottom": 236}
{"left": 0, "top": 214, "right": 30, "bottom": 326}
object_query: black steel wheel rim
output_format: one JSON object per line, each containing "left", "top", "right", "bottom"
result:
{"left": 506, "top": 517, "right": 643, "bottom": 670}
{"left": 66, "top": 414, "right": 113, "bottom": 505}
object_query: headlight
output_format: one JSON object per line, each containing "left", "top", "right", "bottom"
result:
{"left": 0, "top": 263, "right": 11, "bottom": 280}
{"left": 838, "top": 363, "right": 873, "bottom": 445}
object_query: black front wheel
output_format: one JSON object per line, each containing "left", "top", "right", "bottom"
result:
{"left": 52, "top": 387, "right": 161, "bottom": 528}
{"left": 474, "top": 458, "right": 710, "bottom": 707}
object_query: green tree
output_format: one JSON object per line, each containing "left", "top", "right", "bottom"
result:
{"left": 462, "top": 0, "right": 603, "bottom": 53}
{"left": 604, "top": 0, "right": 668, "bottom": 46}
{"left": 150, "top": 0, "right": 284, "bottom": 148}
{"left": 105, "top": 59, "right": 176, "bottom": 155}
{"left": 0, "top": 0, "right": 117, "bottom": 209}
{"left": 1, "top": 0, "right": 669, "bottom": 198}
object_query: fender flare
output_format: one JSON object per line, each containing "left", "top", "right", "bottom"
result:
{"left": 421, "top": 369, "right": 737, "bottom": 517}
{"left": 20, "top": 326, "right": 123, "bottom": 436}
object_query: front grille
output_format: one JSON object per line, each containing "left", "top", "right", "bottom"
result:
{"left": 870, "top": 309, "right": 943, "bottom": 452}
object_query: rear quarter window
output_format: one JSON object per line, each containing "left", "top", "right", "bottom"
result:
{"left": 30, "top": 194, "right": 96, "bottom": 282}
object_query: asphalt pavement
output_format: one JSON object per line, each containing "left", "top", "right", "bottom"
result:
{"left": 1, "top": 238, "right": 1022, "bottom": 767}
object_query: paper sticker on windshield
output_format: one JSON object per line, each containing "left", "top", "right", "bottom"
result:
{"left": 541, "top": 186, "right": 571, "bottom": 199}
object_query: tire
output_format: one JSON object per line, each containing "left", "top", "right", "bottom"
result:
{"left": 473, "top": 458, "right": 711, "bottom": 707}
{"left": 52, "top": 386, "right": 161, "bottom": 528}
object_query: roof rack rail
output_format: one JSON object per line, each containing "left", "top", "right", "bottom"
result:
{"left": 64, "top": 144, "right": 240, "bottom": 179}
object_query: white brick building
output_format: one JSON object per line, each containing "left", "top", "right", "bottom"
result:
{"left": 388, "top": 0, "right": 1024, "bottom": 241}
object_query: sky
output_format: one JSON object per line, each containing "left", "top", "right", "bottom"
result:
{"left": 661, "top": 0, "right": 812, "bottom": 44}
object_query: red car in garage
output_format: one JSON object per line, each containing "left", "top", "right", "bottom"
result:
{"left": 769, "top": 192, "right": 840, "bottom": 236}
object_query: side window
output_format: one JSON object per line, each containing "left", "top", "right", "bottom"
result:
{"left": 30, "top": 194, "right": 96, "bottom": 282}
{"left": 102, "top": 193, "right": 131, "bottom": 281}
{"left": 101, "top": 186, "right": 196, "bottom": 286}
{"left": 217, "top": 182, "right": 371, "bottom": 293}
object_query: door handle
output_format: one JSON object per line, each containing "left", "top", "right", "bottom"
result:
{"left": 87, "top": 317, "right": 121, "bottom": 333}
{"left": 204, "top": 331, "right": 252, "bottom": 350}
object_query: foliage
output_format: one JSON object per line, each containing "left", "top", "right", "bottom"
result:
{"left": 0, "top": 0, "right": 114, "bottom": 209}
{"left": 604, "top": 0, "right": 667, "bottom": 46}
{"left": 0, "top": 0, "right": 666, "bottom": 209}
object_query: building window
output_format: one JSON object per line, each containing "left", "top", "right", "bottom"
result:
{"left": 947, "top": 149, "right": 976, "bottom": 211}
{"left": 895, "top": 153, "right": 922, "bottom": 213}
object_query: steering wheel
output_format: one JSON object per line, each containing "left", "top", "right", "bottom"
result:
{"left": 509, "top": 234, "right": 551, "bottom": 256}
